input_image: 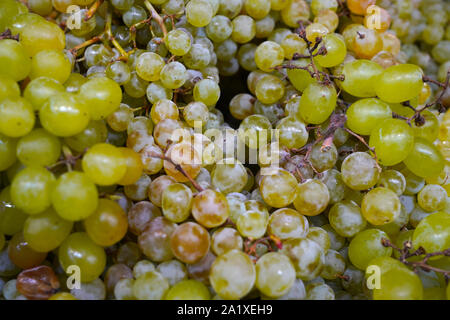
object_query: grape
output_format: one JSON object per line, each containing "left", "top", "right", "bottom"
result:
{"left": 11, "top": 166, "right": 55, "bottom": 215}
{"left": 40, "top": 92, "right": 90, "bottom": 137}
{"left": 124, "top": 173, "right": 152, "bottom": 201}
{"left": 84, "top": 199, "right": 128, "bottom": 247}
{"left": 403, "top": 138, "right": 445, "bottom": 178}
{"left": 165, "top": 29, "right": 192, "bottom": 56}
{"left": 186, "top": 0, "right": 213, "bottom": 27}
{"left": 315, "top": 33, "right": 346, "bottom": 68}
{"left": 0, "top": 97, "right": 35, "bottom": 138}
{"left": 293, "top": 179, "right": 330, "bottom": 216}
{"left": 211, "top": 227, "right": 243, "bottom": 256}
{"left": 280, "top": 0, "right": 310, "bottom": 27}
{"left": 183, "top": 44, "right": 211, "bottom": 70}
{"left": 299, "top": 83, "right": 336, "bottom": 124}
{"left": 0, "top": 187, "right": 28, "bottom": 236}
{"left": 348, "top": 229, "right": 392, "bottom": 270}
{"left": 59, "top": 232, "right": 106, "bottom": 283}
{"left": 254, "top": 41, "right": 284, "bottom": 72}
{"left": 231, "top": 15, "right": 256, "bottom": 44}
{"left": 170, "top": 222, "right": 210, "bottom": 264}
{"left": 413, "top": 211, "right": 450, "bottom": 253}
{"left": 255, "top": 74, "right": 285, "bottom": 104}
{"left": 8, "top": 232, "right": 47, "bottom": 270}
{"left": 346, "top": 98, "right": 392, "bottom": 135}
{"left": 132, "top": 271, "right": 169, "bottom": 300}
{"left": 376, "top": 170, "right": 406, "bottom": 196}
{"left": 0, "top": 39, "right": 31, "bottom": 82}
{"left": 256, "top": 252, "right": 296, "bottom": 298}
{"left": 361, "top": 187, "right": 401, "bottom": 226}
{"left": 23, "top": 77, "right": 65, "bottom": 111}
{"left": 328, "top": 200, "right": 367, "bottom": 238}
{"left": 183, "top": 101, "right": 209, "bottom": 127}
{"left": 282, "top": 238, "right": 325, "bottom": 280}
{"left": 81, "top": 143, "right": 127, "bottom": 186}
{"left": 65, "top": 120, "right": 108, "bottom": 153}
{"left": 417, "top": 184, "right": 447, "bottom": 212}
{"left": 114, "top": 278, "right": 135, "bottom": 300}
{"left": 340, "top": 59, "right": 383, "bottom": 98}
{"left": 161, "top": 183, "right": 192, "bottom": 223}
{"left": 0, "top": 134, "right": 17, "bottom": 171}
{"left": 306, "top": 282, "right": 335, "bottom": 300}
{"left": 210, "top": 249, "right": 256, "bottom": 300}
{"left": 16, "top": 129, "right": 61, "bottom": 168}
{"left": 341, "top": 152, "right": 380, "bottom": 191}
{"left": 29, "top": 50, "right": 71, "bottom": 84}
{"left": 260, "top": 168, "right": 297, "bottom": 208}
{"left": 193, "top": 79, "right": 221, "bottom": 107}
{"left": 52, "top": 171, "right": 99, "bottom": 221}
{"left": 236, "top": 201, "right": 269, "bottom": 238}
{"left": 18, "top": 19, "right": 65, "bottom": 56}
{"left": 192, "top": 189, "right": 229, "bottom": 228}
{"left": 268, "top": 208, "right": 309, "bottom": 240}
{"left": 79, "top": 77, "right": 123, "bottom": 120}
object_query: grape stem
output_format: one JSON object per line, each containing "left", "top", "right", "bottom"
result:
{"left": 144, "top": 0, "right": 168, "bottom": 39}
{"left": 85, "top": 0, "right": 104, "bottom": 21}
{"left": 143, "top": 150, "right": 204, "bottom": 192}
{"left": 295, "top": 21, "right": 322, "bottom": 81}
{"left": 244, "top": 235, "right": 283, "bottom": 261}
{"left": 105, "top": 6, "right": 129, "bottom": 60}
{"left": 0, "top": 29, "right": 19, "bottom": 41}
{"left": 381, "top": 238, "right": 450, "bottom": 280}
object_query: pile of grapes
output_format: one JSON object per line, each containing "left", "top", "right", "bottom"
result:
{"left": 0, "top": 0, "right": 449, "bottom": 300}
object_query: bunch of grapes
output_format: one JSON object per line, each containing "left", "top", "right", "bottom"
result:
{"left": 0, "top": 0, "right": 448, "bottom": 301}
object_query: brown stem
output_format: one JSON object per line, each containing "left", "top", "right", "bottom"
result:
{"left": 344, "top": 127, "right": 379, "bottom": 165}
{"left": 0, "top": 29, "right": 19, "bottom": 41}
{"left": 85, "top": 0, "right": 104, "bottom": 21}
{"left": 69, "top": 35, "right": 102, "bottom": 56}
{"left": 144, "top": 0, "right": 168, "bottom": 39}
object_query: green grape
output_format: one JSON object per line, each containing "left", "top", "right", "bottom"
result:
{"left": 183, "top": 44, "right": 211, "bottom": 70}
{"left": 135, "top": 52, "right": 164, "bottom": 82}
{"left": 206, "top": 15, "right": 232, "bottom": 43}
{"left": 238, "top": 114, "right": 272, "bottom": 149}
{"left": 183, "top": 101, "right": 209, "bottom": 127}
{"left": 23, "top": 208, "right": 73, "bottom": 252}
{"left": 0, "top": 187, "right": 28, "bottom": 236}
{"left": 29, "top": 50, "right": 71, "bottom": 84}
{"left": 150, "top": 99, "right": 179, "bottom": 125}
{"left": 65, "top": 73, "right": 87, "bottom": 93}
{"left": 413, "top": 211, "right": 450, "bottom": 253}
{"left": 231, "top": 15, "right": 256, "bottom": 44}
{"left": 361, "top": 187, "right": 401, "bottom": 226}
{"left": 412, "top": 110, "right": 439, "bottom": 143}
{"left": 23, "top": 77, "right": 65, "bottom": 111}
{"left": 417, "top": 184, "right": 447, "bottom": 212}
{"left": 309, "top": 143, "right": 337, "bottom": 173}
{"left": 256, "top": 252, "right": 296, "bottom": 298}
{"left": 10, "top": 166, "right": 55, "bottom": 215}
{"left": 280, "top": 0, "right": 310, "bottom": 27}
{"left": 111, "top": 0, "right": 135, "bottom": 11}
{"left": 0, "top": 39, "right": 31, "bottom": 82}
{"left": 186, "top": 0, "right": 213, "bottom": 27}
{"left": 165, "top": 279, "right": 210, "bottom": 300}
{"left": 281, "top": 238, "right": 325, "bottom": 280}
{"left": 306, "top": 282, "right": 335, "bottom": 300}
{"left": 254, "top": 41, "right": 284, "bottom": 72}
{"left": 321, "top": 249, "right": 345, "bottom": 280}
{"left": 211, "top": 160, "right": 248, "bottom": 194}
{"left": 18, "top": 19, "right": 65, "bottom": 56}
{"left": 215, "top": 39, "right": 237, "bottom": 61}
{"left": 160, "top": 61, "right": 187, "bottom": 89}
{"left": 293, "top": 179, "right": 330, "bottom": 216}
{"left": 245, "top": 0, "right": 271, "bottom": 19}
{"left": 328, "top": 200, "right": 367, "bottom": 238}
{"left": 162, "top": 0, "right": 185, "bottom": 15}
{"left": 348, "top": 229, "right": 392, "bottom": 270}
{"left": 165, "top": 29, "right": 192, "bottom": 56}
{"left": 0, "top": 0, "right": 28, "bottom": 32}
{"left": 314, "top": 33, "right": 346, "bottom": 68}
{"left": 79, "top": 77, "right": 123, "bottom": 120}
{"left": 64, "top": 120, "right": 108, "bottom": 153}
{"left": 319, "top": 169, "right": 347, "bottom": 204}
{"left": 193, "top": 79, "right": 221, "bottom": 107}
{"left": 40, "top": 92, "right": 90, "bottom": 137}
{"left": 369, "top": 119, "right": 414, "bottom": 166}
{"left": 107, "top": 104, "right": 134, "bottom": 132}
{"left": 255, "top": 74, "right": 285, "bottom": 104}
{"left": 340, "top": 59, "right": 383, "bottom": 98}
{"left": 237, "top": 43, "right": 257, "bottom": 71}
{"left": 260, "top": 168, "right": 297, "bottom": 208}
{"left": 0, "top": 75, "right": 20, "bottom": 102}
{"left": 59, "top": 232, "right": 106, "bottom": 283}
{"left": 0, "top": 133, "right": 17, "bottom": 171}
{"left": 286, "top": 59, "right": 321, "bottom": 92}
{"left": 299, "top": 83, "right": 336, "bottom": 124}
{"left": 106, "top": 61, "right": 131, "bottom": 85}
{"left": 82, "top": 143, "right": 127, "bottom": 186}
{"left": 310, "top": 0, "right": 338, "bottom": 15}
{"left": 162, "top": 183, "right": 193, "bottom": 223}
{"left": 123, "top": 5, "right": 148, "bottom": 28}
{"left": 138, "top": 216, "right": 176, "bottom": 262}
{"left": 211, "top": 227, "right": 243, "bottom": 256}
{"left": 368, "top": 256, "right": 423, "bottom": 300}
{"left": 346, "top": 98, "right": 391, "bottom": 136}
{"left": 275, "top": 116, "right": 308, "bottom": 149}
{"left": 210, "top": 249, "right": 256, "bottom": 300}
{"left": 16, "top": 128, "right": 61, "bottom": 167}
{"left": 52, "top": 171, "right": 99, "bottom": 221}
{"left": 237, "top": 201, "right": 269, "bottom": 238}
{"left": 0, "top": 97, "right": 35, "bottom": 138}
{"left": 375, "top": 64, "right": 423, "bottom": 103}
{"left": 403, "top": 138, "right": 445, "bottom": 178}
{"left": 267, "top": 208, "right": 309, "bottom": 240}
{"left": 124, "top": 72, "right": 148, "bottom": 98}
{"left": 281, "top": 33, "right": 306, "bottom": 59}
{"left": 114, "top": 278, "right": 135, "bottom": 300}
{"left": 132, "top": 260, "right": 156, "bottom": 279}
{"left": 376, "top": 170, "right": 406, "bottom": 196}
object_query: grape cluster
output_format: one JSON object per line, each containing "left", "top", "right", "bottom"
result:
{"left": 0, "top": 0, "right": 449, "bottom": 301}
